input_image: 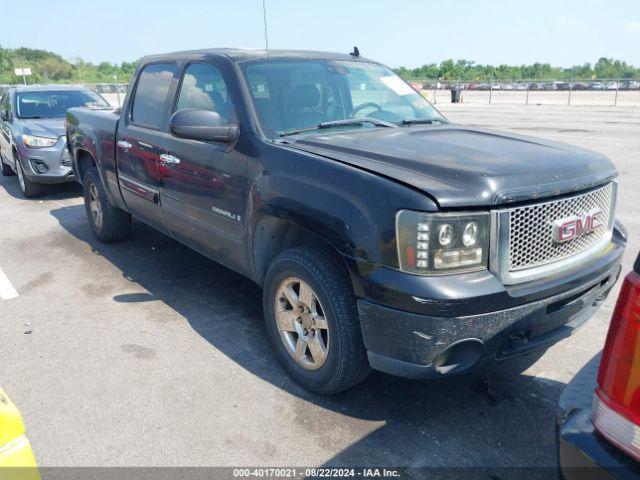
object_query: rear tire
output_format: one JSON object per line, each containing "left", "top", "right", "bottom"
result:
{"left": 83, "top": 167, "right": 131, "bottom": 242}
{"left": 15, "top": 155, "right": 43, "bottom": 198}
{"left": 0, "top": 152, "right": 14, "bottom": 176}
{"left": 263, "top": 246, "right": 371, "bottom": 394}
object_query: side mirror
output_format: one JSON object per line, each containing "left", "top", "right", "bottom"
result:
{"left": 0, "top": 109, "right": 8, "bottom": 121}
{"left": 169, "top": 109, "right": 239, "bottom": 143}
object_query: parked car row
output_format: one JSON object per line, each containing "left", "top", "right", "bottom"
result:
{"left": 411, "top": 80, "right": 640, "bottom": 91}
{"left": 91, "top": 83, "right": 128, "bottom": 94}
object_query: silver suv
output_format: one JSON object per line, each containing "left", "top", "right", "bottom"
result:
{"left": 0, "top": 85, "right": 109, "bottom": 197}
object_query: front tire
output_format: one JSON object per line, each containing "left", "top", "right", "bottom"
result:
{"left": 83, "top": 167, "right": 131, "bottom": 242}
{"left": 263, "top": 246, "right": 371, "bottom": 394}
{"left": 14, "top": 154, "right": 43, "bottom": 198}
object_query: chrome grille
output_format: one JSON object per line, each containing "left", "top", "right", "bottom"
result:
{"left": 508, "top": 183, "right": 614, "bottom": 272}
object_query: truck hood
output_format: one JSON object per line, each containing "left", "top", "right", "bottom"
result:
{"left": 287, "top": 125, "right": 617, "bottom": 207}
{"left": 20, "top": 118, "right": 66, "bottom": 139}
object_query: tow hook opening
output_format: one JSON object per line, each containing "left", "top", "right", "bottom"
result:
{"left": 434, "top": 338, "right": 484, "bottom": 375}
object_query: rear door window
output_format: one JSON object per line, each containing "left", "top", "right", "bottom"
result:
{"left": 130, "top": 63, "right": 176, "bottom": 129}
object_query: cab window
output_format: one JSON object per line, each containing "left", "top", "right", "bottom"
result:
{"left": 176, "top": 63, "right": 234, "bottom": 123}
{"left": 131, "top": 63, "right": 176, "bottom": 128}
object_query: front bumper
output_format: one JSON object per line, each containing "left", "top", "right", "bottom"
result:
{"left": 556, "top": 355, "right": 640, "bottom": 480}
{"left": 16, "top": 139, "right": 74, "bottom": 185}
{"left": 351, "top": 226, "right": 625, "bottom": 379}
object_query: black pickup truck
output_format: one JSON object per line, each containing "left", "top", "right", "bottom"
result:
{"left": 66, "top": 49, "right": 626, "bottom": 393}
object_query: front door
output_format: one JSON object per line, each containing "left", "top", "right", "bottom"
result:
{"left": 159, "top": 61, "right": 248, "bottom": 271}
{"left": 116, "top": 62, "right": 177, "bottom": 231}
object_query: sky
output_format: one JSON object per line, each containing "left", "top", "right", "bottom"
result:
{"left": 2, "top": 0, "right": 640, "bottom": 68}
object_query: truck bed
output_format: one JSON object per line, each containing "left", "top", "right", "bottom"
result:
{"left": 66, "top": 107, "right": 120, "bottom": 151}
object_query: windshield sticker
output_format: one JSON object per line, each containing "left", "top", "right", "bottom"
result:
{"left": 380, "top": 76, "right": 415, "bottom": 96}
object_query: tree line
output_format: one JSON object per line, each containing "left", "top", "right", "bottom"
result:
{"left": 1, "top": 46, "right": 639, "bottom": 85}
{"left": 394, "top": 58, "right": 640, "bottom": 81}
{"left": 0, "top": 46, "right": 137, "bottom": 84}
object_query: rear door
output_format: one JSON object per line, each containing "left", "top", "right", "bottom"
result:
{"left": 158, "top": 61, "right": 248, "bottom": 272}
{"left": 116, "top": 62, "right": 177, "bottom": 231}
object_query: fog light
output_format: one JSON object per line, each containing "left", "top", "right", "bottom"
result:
{"left": 30, "top": 160, "right": 49, "bottom": 174}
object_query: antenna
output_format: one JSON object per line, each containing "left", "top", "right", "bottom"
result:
{"left": 262, "top": 0, "right": 275, "bottom": 138}
{"left": 350, "top": 46, "right": 360, "bottom": 58}
{"left": 262, "top": 0, "right": 270, "bottom": 53}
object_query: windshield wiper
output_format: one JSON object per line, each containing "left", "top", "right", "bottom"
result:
{"left": 279, "top": 117, "right": 396, "bottom": 137}
{"left": 319, "top": 118, "right": 397, "bottom": 129}
{"left": 19, "top": 115, "right": 44, "bottom": 119}
{"left": 400, "top": 118, "right": 447, "bottom": 125}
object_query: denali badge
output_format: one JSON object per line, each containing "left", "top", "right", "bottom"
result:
{"left": 553, "top": 208, "right": 604, "bottom": 243}
{"left": 211, "top": 206, "right": 241, "bottom": 222}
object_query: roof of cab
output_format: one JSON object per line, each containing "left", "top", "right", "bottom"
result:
{"left": 141, "top": 48, "right": 377, "bottom": 64}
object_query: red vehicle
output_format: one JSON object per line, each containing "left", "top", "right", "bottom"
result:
{"left": 558, "top": 248, "right": 640, "bottom": 479}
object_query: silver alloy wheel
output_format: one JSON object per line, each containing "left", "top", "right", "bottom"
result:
{"left": 275, "top": 277, "right": 330, "bottom": 370}
{"left": 16, "top": 159, "right": 25, "bottom": 192}
{"left": 88, "top": 183, "right": 103, "bottom": 230}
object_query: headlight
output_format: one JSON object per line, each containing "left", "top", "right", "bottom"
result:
{"left": 22, "top": 134, "right": 58, "bottom": 149}
{"left": 396, "top": 210, "right": 490, "bottom": 274}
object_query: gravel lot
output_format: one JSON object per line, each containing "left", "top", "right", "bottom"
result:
{"left": 0, "top": 103, "right": 638, "bottom": 476}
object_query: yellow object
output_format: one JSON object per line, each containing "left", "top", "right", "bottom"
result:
{"left": 0, "top": 388, "right": 40, "bottom": 480}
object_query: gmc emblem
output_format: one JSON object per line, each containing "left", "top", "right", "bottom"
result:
{"left": 553, "top": 208, "right": 604, "bottom": 243}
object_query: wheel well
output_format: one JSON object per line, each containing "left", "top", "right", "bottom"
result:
{"left": 253, "top": 217, "right": 349, "bottom": 285}
{"left": 75, "top": 149, "right": 96, "bottom": 181}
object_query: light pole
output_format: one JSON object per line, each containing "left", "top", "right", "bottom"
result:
{"left": 568, "top": 69, "right": 573, "bottom": 106}
{"left": 113, "top": 74, "right": 121, "bottom": 108}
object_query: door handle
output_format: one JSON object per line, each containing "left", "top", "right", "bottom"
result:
{"left": 160, "top": 153, "right": 181, "bottom": 165}
{"left": 117, "top": 140, "right": 132, "bottom": 151}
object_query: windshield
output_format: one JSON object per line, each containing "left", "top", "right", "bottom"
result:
{"left": 16, "top": 90, "right": 109, "bottom": 119}
{"left": 240, "top": 59, "right": 446, "bottom": 137}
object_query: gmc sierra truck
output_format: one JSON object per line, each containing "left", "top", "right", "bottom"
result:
{"left": 66, "top": 49, "right": 626, "bottom": 394}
